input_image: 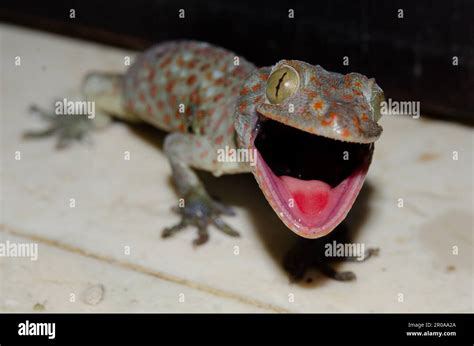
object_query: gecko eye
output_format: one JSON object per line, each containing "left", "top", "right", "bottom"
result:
{"left": 266, "top": 65, "right": 300, "bottom": 104}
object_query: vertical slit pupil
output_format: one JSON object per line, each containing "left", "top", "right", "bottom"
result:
{"left": 275, "top": 72, "right": 287, "bottom": 97}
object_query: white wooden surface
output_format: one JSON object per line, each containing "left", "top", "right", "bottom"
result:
{"left": 1, "top": 24, "right": 472, "bottom": 312}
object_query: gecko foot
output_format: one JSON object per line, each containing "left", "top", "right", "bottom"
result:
{"left": 24, "top": 104, "right": 98, "bottom": 149}
{"left": 283, "top": 225, "right": 379, "bottom": 282}
{"left": 161, "top": 189, "right": 240, "bottom": 246}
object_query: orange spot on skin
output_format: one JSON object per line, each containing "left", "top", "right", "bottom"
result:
{"left": 157, "top": 100, "right": 164, "bottom": 111}
{"left": 252, "top": 84, "right": 261, "bottom": 92}
{"left": 187, "top": 60, "right": 197, "bottom": 69}
{"left": 259, "top": 73, "right": 268, "bottom": 81}
{"left": 213, "top": 93, "right": 224, "bottom": 102}
{"left": 361, "top": 113, "right": 369, "bottom": 121}
{"left": 150, "top": 85, "right": 158, "bottom": 97}
{"left": 177, "top": 57, "right": 185, "bottom": 67}
{"left": 353, "top": 89, "right": 362, "bottom": 96}
{"left": 187, "top": 75, "right": 197, "bottom": 86}
{"left": 342, "top": 94, "right": 353, "bottom": 102}
{"left": 227, "top": 124, "right": 235, "bottom": 135}
{"left": 139, "top": 92, "right": 146, "bottom": 102}
{"left": 200, "top": 150, "right": 209, "bottom": 159}
{"left": 254, "top": 95, "right": 263, "bottom": 103}
{"left": 341, "top": 128, "right": 351, "bottom": 138}
{"left": 238, "top": 101, "right": 247, "bottom": 113}
{"left": 215, "top": 135, "right": 223, "bottom": 145}
{"left": 197, "top": 110, "right": 206, "bottom": 119}
{"left": 178, "top": 123, "right": 186, "bottom": 132}
{"left": 343, "top": 76, "right": 351, "bottom": 87}
{"left": 190, "top": 90, "right": 200, "bottom": 104}
{"left": 163, "top": 115, "right": 171, "bottom": 125}
{"left": 321, "top": 112, "right": 337, "bottom": 126}
{"left": 200, "top": 63, "right": 210, "bottom": 72}
{"left": 148, "top": 69, "right": 155, "bottom": 82}
{"left": 206, "top": 71, "right": 213, "bottom": 80}
{"left": 310, "top": 76, "right": 319, "bottom": 84}
{"left": 170, "top": 95, "right": 177, "bottom": 105}
{"left": 352, "top": 116, "right": 362, "bottom": 132}
{"left": 159, "top": 56, "right": 172, "bottom": 69}
{"left": 313, "top": 101, "right": 324, "bottom": 111}
{"left": 354, "top": 81, "right": 362, "bottom": 88}
{"left": 166, "top": 80, "right": 176, "bottom": 93}
{"left": 240, "top": 87, "right": 249, "bottom": 96}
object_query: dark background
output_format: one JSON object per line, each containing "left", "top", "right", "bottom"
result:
{"left": 1, "top": 0, "right": 472, "bottom": 123}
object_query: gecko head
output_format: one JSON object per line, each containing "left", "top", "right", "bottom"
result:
{"left": 235, "top": 60, "right": 384, "bottom": 239}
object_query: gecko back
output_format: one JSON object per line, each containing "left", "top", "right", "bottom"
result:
{"left": 123, "top": 41, "right": 255, "bottom": 139}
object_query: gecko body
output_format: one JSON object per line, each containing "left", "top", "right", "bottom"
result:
{"left": 28, "top": 41, "right": 384, "bottom": 280}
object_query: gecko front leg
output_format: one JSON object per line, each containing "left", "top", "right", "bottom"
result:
{"left": 162, "top": 133, "right": 240, "bottom": 245}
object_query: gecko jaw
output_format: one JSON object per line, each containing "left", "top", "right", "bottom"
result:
{"left": 251, "top": 116, "right": 373, "bottom": 239}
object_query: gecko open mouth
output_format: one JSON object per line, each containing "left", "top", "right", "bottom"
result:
{"left": 252, "top": 117, "right": 373, "bottom": 239}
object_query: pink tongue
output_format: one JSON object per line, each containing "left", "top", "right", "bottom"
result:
{"left": 280, "top": 176, "right": 330, "bottom": 217}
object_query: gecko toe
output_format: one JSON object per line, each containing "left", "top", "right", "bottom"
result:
{"left": 212, "top": 218, "right": 240, "bottom": 237}
{"left": 162, "top": 220, "right": 189, "bottom": 238}
{"left": 192, "top": 226, "right": 210, "bottom": 246}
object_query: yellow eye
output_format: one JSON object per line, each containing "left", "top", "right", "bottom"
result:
{"left": 266, "top": 65, "right": 300, "bottom": 104}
